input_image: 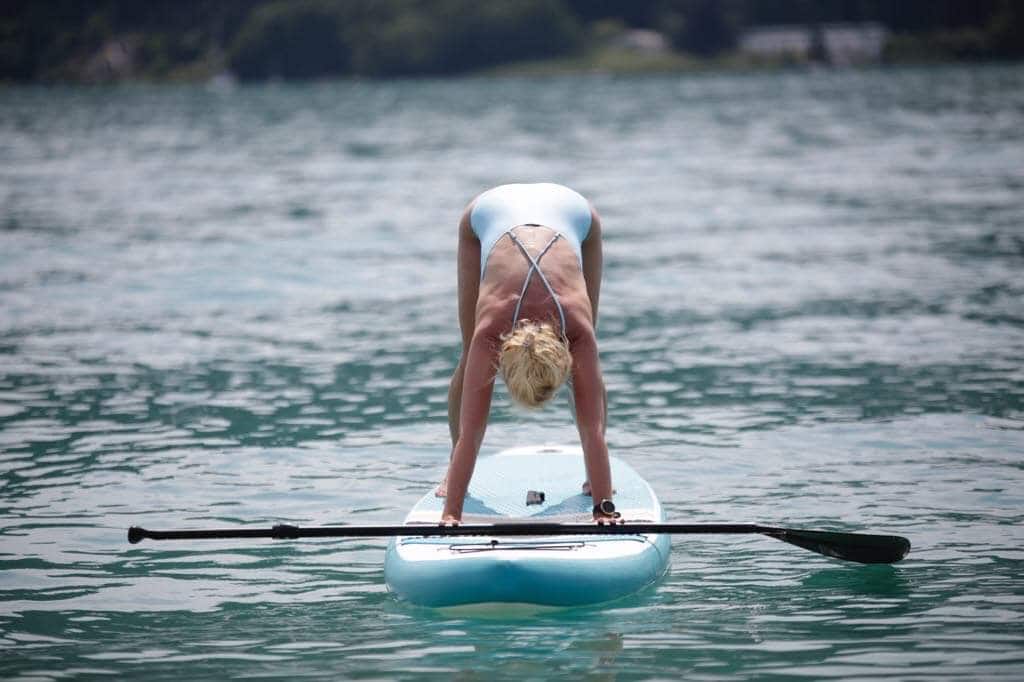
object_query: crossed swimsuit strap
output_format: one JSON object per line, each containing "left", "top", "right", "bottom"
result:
{"left": 506, "top": 227, "right": 567, "bottom": 336}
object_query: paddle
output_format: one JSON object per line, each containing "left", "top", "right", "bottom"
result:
{"left": 127, "top": 523, "right": 910, "bottom": 564}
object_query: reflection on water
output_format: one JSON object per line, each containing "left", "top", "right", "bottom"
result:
{"left": 2, "top": 63, "right": 1024, "bottom": 679}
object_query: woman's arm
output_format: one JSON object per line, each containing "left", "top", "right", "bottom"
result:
{"left": 448, "top": 205, "right": 481, "bottom": 445}
{"left": 441, "top": 329, "right": 497, "bottom": 522}
{"left": 570, "top": 327, "right": 617, "bottom": 520}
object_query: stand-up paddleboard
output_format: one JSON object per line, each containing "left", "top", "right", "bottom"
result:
{"left": 385, "top": 445, "right": 671, "bottom": 609}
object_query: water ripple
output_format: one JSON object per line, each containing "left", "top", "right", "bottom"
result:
{"left": 2, "top": 65, "right": 1024, "bottom": 680}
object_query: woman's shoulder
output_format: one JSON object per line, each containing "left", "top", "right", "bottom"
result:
{"left": 470, "top": 301, "right": 512, "bottom": 341}
{"left": 564, "top": 304, "right": 597, "bottom": 345}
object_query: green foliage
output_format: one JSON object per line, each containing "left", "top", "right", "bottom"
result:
{"left": 658, "top": 0, "right": 742, "bottom": 57}
{"left": 227, "top": 0, "right": 583, "bottom": 79}
{"left": 884, "top": 0, "right": 1023, "bottom": 63}
{"left": 425, "top": 0, "right": 584, "bottom": 73}
{"left": 987, "top": 0, "right": 1024, "bottom": 57}
{"left": 229, "top": 1, "right": 351, "bottom": 80}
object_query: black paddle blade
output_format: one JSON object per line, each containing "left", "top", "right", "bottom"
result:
{"left": 762, "top": 528, "right": 911, "bottom": 564}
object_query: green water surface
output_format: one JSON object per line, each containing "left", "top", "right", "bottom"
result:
{"left": 2, "top": 64, "right": 1023, "bottom": 680}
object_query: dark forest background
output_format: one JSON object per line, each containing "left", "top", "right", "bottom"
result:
{"left": 3, "top": 0, "right": 1022, "bottom": 82}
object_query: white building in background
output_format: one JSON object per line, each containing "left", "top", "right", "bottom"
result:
{"left": 612, "top": 29, "right": 670, "bottom": 54}
{"left": 740, "top": 23, "right": 889, "bottom": 65}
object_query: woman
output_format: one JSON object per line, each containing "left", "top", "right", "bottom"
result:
{"left": 436, "top": 183, "right": 620, "bottom": 525}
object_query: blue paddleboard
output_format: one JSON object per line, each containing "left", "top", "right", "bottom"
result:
{"left": 384, "top": 445, "right": 671, "bottom": 608}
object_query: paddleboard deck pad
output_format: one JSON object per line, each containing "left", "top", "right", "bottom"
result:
{"left": 384, "top": 445, "right": 671, "bottom": 608}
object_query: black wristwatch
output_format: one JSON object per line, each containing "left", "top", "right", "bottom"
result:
{"left": 593, "top": 499, "right": 620, "bottom": 518}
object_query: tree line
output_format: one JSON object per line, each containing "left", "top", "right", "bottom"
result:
{"left": 2, "top": 0, "right": 1021, "bottom": 82}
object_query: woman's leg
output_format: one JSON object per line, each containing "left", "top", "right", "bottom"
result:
{"left": 581, "top": 206, "right": 603, "bottom": 326}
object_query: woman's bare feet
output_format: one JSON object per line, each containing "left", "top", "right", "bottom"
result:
{"left": 435, "top": 475, "right": 448, "bottom": 498}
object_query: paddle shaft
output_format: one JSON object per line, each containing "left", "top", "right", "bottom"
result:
{"left": 130, "top": 522, "right": 767, "bottom": 541}
{"left": 128, "top": 523, "right": 910, "bottom": 564}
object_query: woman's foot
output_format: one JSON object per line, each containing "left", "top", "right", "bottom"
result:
{"left": 435, "top": 476, "right": 448, "bottom": 498}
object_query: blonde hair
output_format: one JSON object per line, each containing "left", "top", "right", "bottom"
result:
{"left": 498, "top": 319, "right": 572, "bottom": 409}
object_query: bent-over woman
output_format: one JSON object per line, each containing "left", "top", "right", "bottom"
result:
{"left": 436, "top": 183, "right": 619, "bottom": 524}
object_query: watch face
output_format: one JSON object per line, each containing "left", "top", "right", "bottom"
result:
{"left": 599, "top": 499, "right": 616, "bottom": 514}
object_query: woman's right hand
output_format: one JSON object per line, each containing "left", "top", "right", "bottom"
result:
{"left": 593, "top": 511, "right": 623, "bottom": 525}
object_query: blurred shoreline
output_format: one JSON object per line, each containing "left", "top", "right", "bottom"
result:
{"left": 9, "top": 40, "right": 1024, "bottom": 87}
{"left": 3, "top": 1, "right": 1022, "bottom": 86}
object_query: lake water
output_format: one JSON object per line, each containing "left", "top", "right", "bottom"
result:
{"left": 2, "top": 63, "right": 1023, "bottom": 680}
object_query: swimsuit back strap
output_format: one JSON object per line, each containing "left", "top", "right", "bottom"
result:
{"left": 507, "top": 229, "right": 567, "bottom": 336}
